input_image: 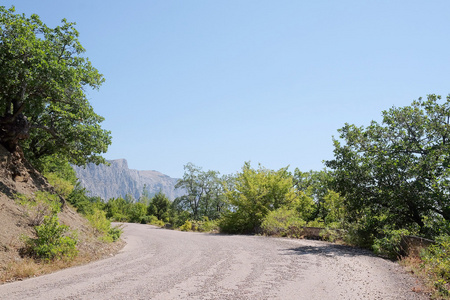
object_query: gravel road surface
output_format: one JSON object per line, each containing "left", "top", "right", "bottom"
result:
{"left": 0, "top": 223, "right": 427, "bottom": 299}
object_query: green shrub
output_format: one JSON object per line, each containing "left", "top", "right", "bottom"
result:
{"left": 422, "top": 216, "right": 450, "bottom": 238}
{"left": 306, "top": 218, "right": 325, "bottom": 228}
{"left": 179, "top": 220, "right": 192, "bottom": 231}
{"left": 261, "top": 207, "right": 306, "bottom": 237}
{"left": 107, "top": 226, "right": 123, "bottom": 242}
{"left": 319, "top": 223, "right": 346, "bottom": 242}
{"left": 190, "top": 217, "right": 219, "bottom": 232}
{"left": 110, "top": 212, "right": 129, "bottom": 222}
{"left": 219, "top": 211, "right": 253, "bottom": 234}
{"left": 16, "top": 191, "right": 61, "bottom": 226}
{"left": 221, "top": 162, "right": 299, "bottom": 234}
{"left": 141, "top": 215, "right": 165, "bottom": 227}
{"left": 67, "top": 184, "right": 104, "bottom": 216}
{"left": 86, "top": 209, "right": 122, "bottom": 242}
{"left": 140, "top": 216, "right": 151, "bottom": 224}
{"left": 171, "top": 210, "right": 191, "bottom": 228}
{"left": 421, "top": 235, "right": 450, "bottom": 297}
{"left": 372, "top": 228, "right": 411, "bottom": 259}
{"left": 23, "top": 215, "right": 78, "bottom": 261}
{"left": 128, "top": 203, "right": 147, "bottom": 223}
{"left": 44, "top": 172, "right": 74, "bottom": 198}
{"left": 343, "top": 213, "right": 389, "bottom": 249}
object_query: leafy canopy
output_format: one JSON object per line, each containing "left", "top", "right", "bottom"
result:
{"left": 0, "top": 6, "right": 111, "bottom": 166}
{"left": 174, "top": 163, "right": 225, "bottom": 220}
{"left": 326, "top": 94, "right": 450, "bottom": 232}
{"left": 220, "top": 162, "right": 298, "bottom": 233}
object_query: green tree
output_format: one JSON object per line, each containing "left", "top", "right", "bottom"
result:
{"left": 128, "top": 202, "right": 147, "bottom": 223}
{"left": 220, "top": 162, "right": 297, "bottom": 233}
{"left": 104, "top": 197, "right": 130, "bottom": 222}
{"left": 293, "top": 169, "right": 332, "bottom": 220}
{"left": 0, "top": 6, "right": 111, "bottom": 166}
{"left": 67, "top": 184, "right": 104, "bottom": 216}
{"left": 322, "top": 190, "right": 345, "bottom": 225}
{"left": 206, "top": 174, "right": 230, "bottom": 220}
{"left": 325, "top": 95, "right": 450, "bottom": 234}
{"left": 175, "top": 163, "right": 221, "bottom": 220}
{"left": 148, "top": 191, "right": 171, "bottom": 222}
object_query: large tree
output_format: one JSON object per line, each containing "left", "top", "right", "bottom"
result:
{"left": 148, "top": 191, "right": 171, "bottom": 222}
{"left": 220, "top": 162, "right": 298, "bottom": 233}
{"left": 0, "top": 6, "right": 110, "bottom": 167}
{"left": 325, "top": 95, "right": 450, "bottom": 232}
{"left": 174, "top": 163, "right": 223, "bottom": 220}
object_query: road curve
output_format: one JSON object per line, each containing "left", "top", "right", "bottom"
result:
{"left": 0, "top": 223, "right": 426, "bottom": 300}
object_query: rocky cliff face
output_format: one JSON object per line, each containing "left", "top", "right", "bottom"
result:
{"left": 73, "top": 159, "right": 184, "bottom": 201}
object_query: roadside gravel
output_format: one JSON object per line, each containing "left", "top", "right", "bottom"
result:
{"left": 0, "top": 223, "right": 428, "bottom": 299}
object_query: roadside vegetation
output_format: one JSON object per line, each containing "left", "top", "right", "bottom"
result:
{"left": 0, "top": 6, "right": 121, "bottom": 283}
{"left": 1, "top": 4, "right": 449, "bottom": 298}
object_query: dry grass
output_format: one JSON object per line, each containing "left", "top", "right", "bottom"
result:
{"left": 400, "top": 255, "right": 447, "bottom": 299}
{"left": 0, "top": 236, "right": 125, "bottom": 284}
{"left": 1, "top": 258, "right": 40, "bottom": 282}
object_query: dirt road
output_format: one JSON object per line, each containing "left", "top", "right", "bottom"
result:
{"left": 0, "top": 223, "right": 426, "bottom": 299}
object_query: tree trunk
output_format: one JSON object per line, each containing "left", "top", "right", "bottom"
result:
{"left": 0, "top": 113, "right": 30, "bottom": 153}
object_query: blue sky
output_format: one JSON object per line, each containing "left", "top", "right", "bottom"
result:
{"left": 4, "top": 1, "right": 450, "bottom": 178}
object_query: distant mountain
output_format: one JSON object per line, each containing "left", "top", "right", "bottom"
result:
{"left": 73, "top": 159, "right": 184, "bottom": 201}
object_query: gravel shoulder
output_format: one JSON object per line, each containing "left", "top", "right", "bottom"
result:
{"left": 0, "top": 223, "right": 428, "bottom": 300}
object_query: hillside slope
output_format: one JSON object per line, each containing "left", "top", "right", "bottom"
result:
{"left": 73, "top": 159, "right": 185, "bottom": 201}
{"left": 0, "top": 145, "right": 123, "bottom": 283}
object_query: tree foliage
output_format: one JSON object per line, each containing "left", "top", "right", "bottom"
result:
{"left": 174, "top": 163, "right": 225, "bottom": 220}
{"left": 326, "top": 95, "right": 450, "bottom": 233}
{"left": 148, "top": 191, "right": 171, "bottom": 222}
{"left": 0, "top": 6, "right": 111, "bottom": 166}
{"left": 293, "top": 169, "right": 332, "bottom": 220}
{"left": 23, "top": 215, "right": 78, "bottom": 261}
{"left": 220, "top": 162, "right": 298, "bottom": 233}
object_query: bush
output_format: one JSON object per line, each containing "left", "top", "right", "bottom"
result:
{"left": 141, "top": 215, "right": 165, "bottom": 227}
{"left": 421, "top": 235, "right": 450, "bottom": 297}
{"left": 179, "top": 220, "right": 192, "bottom": 231}
{"left": 44, "top": 172, "right": 74, "bottom": 198}
{"left": 219, "top": 210, "right": 255, "bottom": 234}
{"left": 16, "top": 191, "right": 61, "bottom": 226}
{"left": 128, "top": 203, "right": 147, "bottom": 223}
{"left": 372, "top": 228, "right": 411, "bottom": 259}
{"left": 191, "top": 217, "right": 219, "bottom": 232}
{"left": 170, "top": 210, "right": 191, "bottom": 228}
{"left": 261, "top": 207, "right": 306, "bottom": 237}
{"left": 107, "top": 226, "right": 123, "bottom": 242}
{"left": 422, "top": 216, "right": 450, "bottom": 239}
{"left": 23, "top": 215, "right": 78, "bottom": 261}
{"left": 319, "top": 222, "right": 345, "bottom": 242}
{"left": 67, "top": 184, "right": 104, "bottom": 216}
{"left": 221, "top": 163, "right": 298, "bottom": 234}
{"left": 306, "top": 218, "right": 325, "bottom": 228}
{"left": 86, "top": 209, "right": 122, "bottom": 242}
{"left": 343, "top": 213, "right": 389, "bottom": 249}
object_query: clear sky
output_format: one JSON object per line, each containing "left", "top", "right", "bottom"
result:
{"left": 4, "top": 1, "right": 450, "bottom": 178}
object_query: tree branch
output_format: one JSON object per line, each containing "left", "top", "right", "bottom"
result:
{"left": 30, "top": 124, "right": 59, "bottom": 139}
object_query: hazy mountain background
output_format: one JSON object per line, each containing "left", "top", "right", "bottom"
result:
{"left": 73, "top": 159, "right": 184, "bottom": 201}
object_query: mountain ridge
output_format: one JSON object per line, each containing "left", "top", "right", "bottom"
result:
{"left": 73, "top": 159, "right": 184, "bottom": 201}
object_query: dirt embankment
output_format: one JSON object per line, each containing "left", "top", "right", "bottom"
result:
{"left": 0, "top": 145, "right": 124, "bottom": 283}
